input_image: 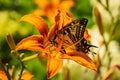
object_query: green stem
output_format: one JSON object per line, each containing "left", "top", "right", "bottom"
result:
{"left": 22, "top": 54, "right": 38, "bottom": 62}
{"left": 107, "top": 52, "right": 112, "bottom": 69}
{"left": 6, "top": 64, "right": 11, "bottom": 80}
{"left": 99, "top": 1, "right": 114, "bottom": 24}
{"left": 102, "top": 34, "right": 108, "bottom": 59}
{"left": 97, "top": 1, "right": 116, "bottom": 79}
{"left": 64, "top": 60, "right": 70, "bottom": 80}
{"left": 11, "top": 66, "right": 16, "bottom": 80}
{"left": 99, "top": 0, "right": 114, "bottom": 64}
{"left": 18, "top": 60, "right": 25, "bottom": 80}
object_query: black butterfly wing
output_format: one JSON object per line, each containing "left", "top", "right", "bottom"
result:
{"left": 62, "top": 18, "right": 88, "bottom": 43}
{"left": 49, "top": 18, "right": 97, "bottom": 54}
{"left": 54, "top": 18, "right": 88, "bottom": 51}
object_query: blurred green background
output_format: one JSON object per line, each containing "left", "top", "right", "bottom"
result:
{"left": 0, "top": 0, "right": 120, "bottom": 80}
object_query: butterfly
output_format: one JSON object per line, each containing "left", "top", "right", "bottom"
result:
{"left": 50, "top": 18, "right": 97, "bottom": 54}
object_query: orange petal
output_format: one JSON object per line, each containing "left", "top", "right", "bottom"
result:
{"left": 84, "top": 29, "right": 91, "bottom": 40}
{"left": 63, "top": 52, "right": 97, "bottom": 71}
{"left": 56, "top": 35, "right": 63, "bottom": 52}
{"left": 0, "top": 71, "right": 8, "bottom": 80}
{"left": 48, "top": 9, "right": 73, "bottom": 38}
{"left": 20, "top": 14, "right": 49, "bottom": 36}
{"left": 33, "top": 9, "right": 46, "bottom": 16}
{"left": 55, "top": 9, "right": 64, "bottom": 30}
{"left": 34, "top": 0, "right": 48, "bottom": 8}
{"left": 59, "top": 9, "right": 73, "bottom": 26}
{"left": 21, "top": 72, "right": 34, "bottom": 80}
{"left": 15, "top": 35, "right": 44, "bottom": 51}
{"left": 48, "top": 10, "right": 63, "bottom": 38}
{"left": 55, "top": 9, "right": 73, "bottom": 30}
{"left": 60, "top": 0, "right": 75, "bottom": 11}
{"left": 51, "top": 0, "right": 60, "bottom": 5}
{"left": 47, "top": 57, "right": 63, "bottom": 79}
{"left": 48, "top": 25, "right": 58, "bottom": 39}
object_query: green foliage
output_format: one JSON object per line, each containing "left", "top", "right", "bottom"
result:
{"left": 0, "top": 0, "right": 36, "bottom": 15}
{"left": 72, "top": 0, "right": 94, "bottom": 28}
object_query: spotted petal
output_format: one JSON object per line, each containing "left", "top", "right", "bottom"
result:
{"left": 20, "top": 14, "right": 49, "bottom": 37}
{"left": 15, "top": 35, "right": 44, "bottom": 51}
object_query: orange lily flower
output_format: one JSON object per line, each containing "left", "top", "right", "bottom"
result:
{"left": 0, "top": 71, "right": 33, "bottom": 80}
{"left": 15, "top": 9, "right": 97, "bottom": 78}
{"left": 0, "top": 71, "right": 8, "bottom": 80}
{"left": 33, "top": 0, "right": 75, "bottom": 23}
{"left": 21, "top": 72, "right": 34, "bottom": 80}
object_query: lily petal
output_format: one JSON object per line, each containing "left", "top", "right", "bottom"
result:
{"left": 34, "top": 0, "right": 48, "bottom": 9}
{"left": 20, "top": 14, "right": 49, "bottom": 36}
{"left": 15, "top": 35, "right": 44, "bottom": 51}
{"left": 63, "top": 52, "right": 97, "bottom": 71}
{"left": 47, "top": 57, "right": 63, "bottom": 79}
{"left": 51, "top": 0, "right": 60, "bottom": 5}
{"left": 48, "top": 9, "right": 73, "bottom": 38}
{"left": 48, "top": 9, "right": 63, "bottom": 39}
{"left": 55, "top": 9, "right": 73, "bottom": 29}
{"left": 59, "top": 9, "right": 73, "bottom": 26}
{"left": 21, "top": 72, "right": 34, "bottom": 80}
{"left": 60, "top": 0, "right": 75, "bottom": 11}
{"left": 33, "top": 9, "right": 46, "bottom": 16}
{"left": 84, "top": 29, "right": 91, "bottom": 40}
{"left": 55, "top": 9, "right": 64, "bottom": 30}
{"left": 0, "top": 71, "right": 8, "bottom": 80}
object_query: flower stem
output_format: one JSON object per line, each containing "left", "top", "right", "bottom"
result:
{"left": 18, "top": 59, "right": 25, "bottom": 80}
{"left": 22, "top": 54, "right": 38, "bottom": 61}
{"left": 63, "top": 60, "right": 70, "bottom": 80}
{"left": 98, "top": 0, "right": 114, "bottom": 68}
